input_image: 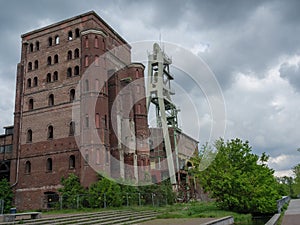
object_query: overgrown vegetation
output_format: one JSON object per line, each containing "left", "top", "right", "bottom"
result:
{"left": 0, "top": 179, "right": 13, "bottom": 213}
{"left": 191, "top": 138, "right": 280, "bottom": 214}
{"left": 58, "top": 174, "right": 175, "bottom": 208}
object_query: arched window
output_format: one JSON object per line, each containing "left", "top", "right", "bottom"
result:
{"left": 34, "top": 60, "right": 39, "bottom": 69}
{"left": 70, "top": 89, "right": 75, "bottom": 102}
{"left": 46, "top": 158, "right": 52, "bottom": 172}
{"left": 27, "top": 129, "right": 32, "bottom": 143}
{"left": 33, "top": 77, "right": 38, "bottom": 87}
{"left": 95, "top": 113, "right": 100, "bottom": 129}
{"left": 27, "top": 78, "right": 32, "bottom": 88}
{"left": 46, "top": 73, "right": 51, "bottom": 83}
{"left": 29, "top": 43, "right": 34, "bottom": 52}
{"left": 36, "top": 41, "right": 40, "bottom": 51}
{"left": 69, "top": 155, "right": 75, "bottom": 169}
{"left": 68, "top": 31, "right": 73, "bottom": 40}
{"left": 67, "top": 68, "right": 72, "bottom": 77}
{"left": 47, "top": 56, "right": 52, "bottom": 65}
{"left": 85, "top": 55, "right": 89, "bottom": 67}
{"left": 85, "top": 79, "right": 89, "bottom": 92}
{"left": 48, "top": 125, "right": 53, "bottom": 139}
{"left": 48, "top": 94, "right": 54, "bottom": 106}
{"left": 53, "top": 71, "right": 58, "bottom": 81}
{"left": 95, "top": 55, "right": 99, "bottom": 66}
{"left": 67, "top": 50, "right": 72, "bottom": 60}
{"left": 55, "top": 35, "right": 59, "bottom": 45}
{"left": 25, "top": 161, "right": 31, "bottom": 174}
{"left": 85, "top": 37, "right": 89, "bottom": 48}
{"left": 75, "top": 28, "right": 80, "bottom": 38}
{"left": 29, "top": 99, "right": 34, "bottom": 110}
{"left": 74, "top": 48, "right": 79, "bottom": 58}
{"left": 54, "top": 54, "right": 58, "bottom": 64}
{"left": 74, "top": 66, "right": 79, "bottom": 76}
{"left": 135, "top": 69, "right": 139, "bottom": 78}
{"left": 69, "top": 121, "right": 75, "bottom": 136}
{"left": 94, "top": 36, "right": 99, "bottom": 48}
{"left": 48, "top": 37, "right": 52, "bottom": 46}
{"left": 28, "top": 62, "right": 32, "bottom": 71}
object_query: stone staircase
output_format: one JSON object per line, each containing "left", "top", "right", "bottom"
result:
{"left": 0, "top": 210, "right": 159, "bottom": 225}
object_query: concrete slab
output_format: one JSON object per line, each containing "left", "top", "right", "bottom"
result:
{"left": 282, "top": 199, "right": 300, "bottom": 225}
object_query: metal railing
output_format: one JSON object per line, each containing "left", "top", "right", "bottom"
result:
{"left": 277, "top": 196, "right": 290, "bottom": 213}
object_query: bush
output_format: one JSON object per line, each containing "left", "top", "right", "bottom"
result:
{"left": 0, "top": 179, "right": 13, "bottom": 213}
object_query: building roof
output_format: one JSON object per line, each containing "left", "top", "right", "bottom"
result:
{"left": 21, "top": 11, "right": 128, "bottom": 45}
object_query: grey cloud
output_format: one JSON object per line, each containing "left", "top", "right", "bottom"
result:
{"left": 279, "top": 62, "right": 300, "bottom": 92}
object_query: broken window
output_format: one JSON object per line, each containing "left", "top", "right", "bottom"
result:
{"left": 74, "top": 48, "right": 79, "bottom": 58}
{"left": 48, "top": 94, "right": 54, "bottom": 106}
{"left": 27, "top": 78, "right": 32, "bottom": 88}
{"left": 67, "top": 67, "right": 72, "bottom": 77}
{"left": 48, "top": 37, "right": 52, "bottom": 46}
{"left": 69, "top": 155, "right": 75, "bottom": 169}
{"left": 46, "top": 73, "right": 51, "bottom": 83}
{"left": 36, "top": 41, "right": 40, "bottom": 51}
{"left": 33, "top": 77, "right": 38, "bottom": 87}
{"left": 48, "top": 125, "right": 53, "bottom": 139}
{"left": 74, "top": 66, "right": 79, "bottom": 76}
{"left": 29, "top": 99, "right": 34, "bottom": 110}
{"left": 34, "top": 60, "right": 39, "bottom": 69}
{"left": 54, "top": 54, "right": 58, "bottom": 64}
{"left": 67, "top": 50, "right": 72, "bottom": 60}
{"left": 29, "top": 43, "right": 34, "bottom": 52}
{"left": 75, "top": 28, "right": 80, "bottom": 38}
{"left": 69, "top": 121, "right": 75, "bottom": 136}
{"left": 69, "top": 89, "right": 75, "bottom": 102}
{"left": 55, "top": 35, "right": 59, "bottom": 45}
{"left": 28, "top": 62, "right": 32, "bottom": 71}
{"left": 25, "top": 161, "right": 31, "bottom": 174}
{"left": 53, "top": 71, "right": 58, "bottom": 81}
{"left": 27, "top": 129, "right": 32, "bottom": 142}
{"left": 46, "top": 158, "right": 52, "bottom": 172}
{"left": 47, "top": 56, "right": 52, "bottom": 65}
{"left": 68, "top": 31, "right": 73, "bottom": 41}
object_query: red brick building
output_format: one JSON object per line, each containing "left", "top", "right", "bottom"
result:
{"left": 0, "top": 11, "right": 198, "bottom": 210}
{"left": 9, "top": 11, "right": 150, "bottom": 210}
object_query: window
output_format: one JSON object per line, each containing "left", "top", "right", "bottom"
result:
{"left": 48, "top": 125, "right": 53, "bottom": 139}
{"left": 48, "top": 37, "right": 52, "bottom": 46}
{"left": 27, "top": 78, "right": 32, "bottom": 88}
{"left": 95, "top": 55, "right": 99, "bottom": 66}
{"left": 29, "top": 99, "right": 34, "bottom": 110}
{"left": 46, "top": 73, "right": 51, "bottom": 83}
{"left": 75, "top": 28, "right": 80, "bottom": 38}
{"left": 69, "top": 121, "right": 75, "bottom": 136}
{"left": 85, "top": 79, "right": 89, "bottom": 92}
{"left": 95, "top": 113, "right": 100, "bottom": 129}
{"left": 48, "top": 94, "right": 54, "bottom": 106}
{"left": 135, "top": 69, "right": 139, "bottom": 78}
{"left": 69, "top": 155, "right": 75, "bottom": 169}
{"left": 27, "top": 129, "right": 32, "bottom": 143}
{"left": 85, "top": 55, "right": 89, "bottom": 67}
{"left": 46, "top": 158, "right": 52, "bottom": 172}
{"left": 68, "top": 31, "right": 73, "bottom": 41}
{"left": 29, "top": 43, "right": 34, "bottom": 52}
{"left": 47, "top": 56, "right": 52, "bottom": 65}
{"left": 74, "top": 48, "right": 79, "bottom": 58}
{"left": 28, "top": 62, "right": 32, "bottom": 71}
{"left": 95, "top": 79, "right": 99, "bottom": 91}
{"left": 53, "top": 71, "right": 58, "bottom": 81}
{"left": 74, "top": 66, "right": 79, "bottom": 76}
{"left": 94, "top": 36, "right": 99, "bottom": 48}
{"left": 54, "top": 54, "right": 58, "bottom": 64}
{"left": 67, "top": 67, "right": 72, "bottom": 77}
{"left": 25, "top": 161, "right": 31, "bottom": 174}
{"left": 67, "top": 50, "right": 72, "bottom": 60}
{"left": 55, "top": 35, "right": 59, "bottom": 45}
{"left": 70, "top": 89, "right": 75, "bottom": 102}
{"left": 85, "top": 114, "right": 89, "bottom": 128}
{"left": 84, "top": 37, "right": 89, "bottom": 48}
{"left": 36, "top": 41, "right": 40, "bottom": 51}
{"left": 33, "top": 77, "right": 38, "bottom": 87}
{"left": 34, "top": 60, "right": 39, "bottom": 69}
{"left": 137, "top": 104, "right": 141, "bottom": 114}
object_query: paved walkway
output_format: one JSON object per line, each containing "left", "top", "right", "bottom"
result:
{"left": 282, "top": 199, "right": 300, "bottom": 225}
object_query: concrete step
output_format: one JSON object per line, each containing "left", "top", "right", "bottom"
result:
{"left": 9, "top": 210, "right": 159, "bottom": 225}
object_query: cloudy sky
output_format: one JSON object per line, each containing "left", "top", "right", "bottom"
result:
{"left": 1, "top": 0, "right": 300, "bottom": 177}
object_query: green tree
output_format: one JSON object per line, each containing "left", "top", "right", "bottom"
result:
{"left": 292, "top": 164, "right": 300, "bottom": 197}
{"left": 0, "top": 179, "right": 13, "bottom": 213}
{"left": 58, "top": 174, "right": 86, "bottom": 208}
{"left": 192, "top": 138, "right": 280, "bottom": 214}
{"left": 88, "top": 175, "right": 122, "bottom": 208}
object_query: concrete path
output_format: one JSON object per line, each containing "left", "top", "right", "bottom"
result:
{"left": 282, "top": 199, "right": 300, "bottom": 225}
